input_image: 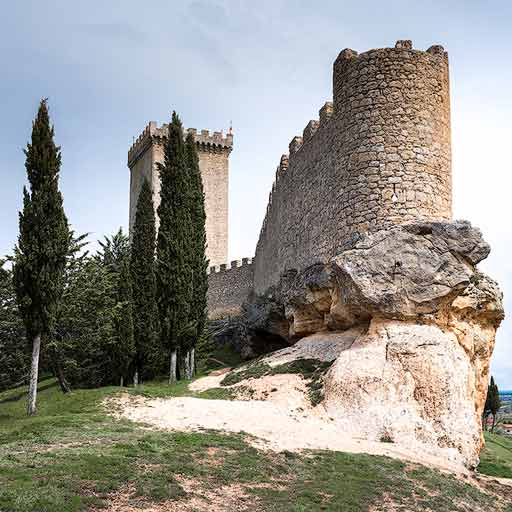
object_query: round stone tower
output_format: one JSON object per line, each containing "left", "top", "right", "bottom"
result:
{"left": 333, "top": 40, "right": 451, "bottom": 237}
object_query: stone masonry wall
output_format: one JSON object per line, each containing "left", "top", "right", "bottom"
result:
{"left": 254, "top": 41, "right": 451, "bottom": 293}
{"left": 195, "top": 147, "right": 229, "bottom": 267}
{"left": 127, "top": 40, "right": 452, "bottom": 317}
{"left": 254, "top": 103, "right": 337, "bottom": 293}
{"left": 207, "top": 259, "right": 254, "bottom": 319}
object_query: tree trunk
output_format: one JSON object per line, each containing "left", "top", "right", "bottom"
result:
{"left": 55, "top": 361, "right": 71, "bottom": 393}
{"left": 27, "top": 334, "right": 41, "bottom": 416}
{"left": 120, "top": 376, "right": 124, "bottom": 387}
{"left": 169, "top": 350, "right": 177, "bottom": 384}
{"left": 134, "top": 370, "right": 139, "bottom": 387}
{"left": 190, "top": 348, "right": 195, "bottom": 378}
{"left": 184, "top": 349, "right": 191, "bottom": 380}
{"left": 491, "top": 414, "right": 496, "bottom": 433}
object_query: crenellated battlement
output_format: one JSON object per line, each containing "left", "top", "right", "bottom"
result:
{"left": 288, "top": 101, "right": 336, "bottom": 158}
{"left": 334, "top": 40, "right": 448, "bottom": 67}
{"left": 258, "top": 98, "right": 337, "bottom": 239}
{"left": 207, "top": 256, "right": 255, "bottom": 319}
{"left": 207, "top": 257, "right": 254, "bottom": 275}
{"left": 128, "top": 122, "right": 233, "bottom": 167}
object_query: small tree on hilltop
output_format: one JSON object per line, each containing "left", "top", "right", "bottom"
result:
{"left": 185, "top": 131, "right": 208, "bottom": 378}
{"left": 484, "top": 376, "right": 501, "bottom": 433}
{"left": 156, "top": 112, "right": 192, "bottom": 384}
{"left": 13, "top": 99, "right": 70, "bottom": 415}
{"left": 130, "top": 178, "right": 159, "bottom": 384}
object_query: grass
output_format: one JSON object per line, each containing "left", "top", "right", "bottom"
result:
{"left": 0, "top": 380, "right": 511, "bottom": 511}
{"left": 126, "top": 377, "right": 239, "bottom": 401}
{"left": 220, "top": 358, "right": 332, "bottom": 406}
{"left": 479, "top": 432, "right": 512, "bottom": 479}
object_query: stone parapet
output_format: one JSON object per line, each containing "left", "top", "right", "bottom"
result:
{"left": 128, "top": 122, "right": 233, "bottom": 168}
{"left": 207, "top": 257, "right": 253, "bottom": 275}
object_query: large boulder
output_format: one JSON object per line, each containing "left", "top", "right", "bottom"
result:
{"left": 278, "top": 220, "right": 492, "bottom": 335}
{"left": 255, "top": 220, "right": 504, "bottom": 467}
{"left": 276, "top": 264, "right": 340, "bottom": 338}
{"left": 323, "top": 316, "right": 498, "bottom": 467}
{"left": 332, "top": 220, "right": 490, "bottom": 320}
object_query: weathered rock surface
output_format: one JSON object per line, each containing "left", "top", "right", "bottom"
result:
{"left": 278, "top": 220, "right": 493, "bottom": 335}
{"left": 209, "top": 296, "right": 290, "bottom": 360}
{"left": 332, "top": 220, "right": 490, "bottom": 320}
{"left": 248, "top": 220, "right": 504, "bottom": 467}
{"left": 261, "top": 326, "right": 365, "bottom": 367}
{"left": 323, "top": 319, "right": 487, "bottom": 467}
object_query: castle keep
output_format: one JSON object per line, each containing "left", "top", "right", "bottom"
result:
{"left": 128, "top": 122, "right": 232, "bottom": 267}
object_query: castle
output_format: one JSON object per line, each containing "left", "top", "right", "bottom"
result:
{"left": 127, "top": 41, "right": 506, "bottom": 467}
{"left": 129, "top": 40, "right": 451, "bottom": 319}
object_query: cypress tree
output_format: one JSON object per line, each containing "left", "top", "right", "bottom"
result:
{"left": 96, "top": 229, "right": 135, "bottom": 386}
{"left": 130, "top": 178, "right": 158, "bottom": 384}
{"left": 13, "top": 99, "right": 70, "bottom": 415}
{"left": 185, "top": 131, "right": 208, "bottom": 378}
{"left": 115, "top": 255, "right": 135, "bottom": 386}
{"left": 156, "top": 112, "right": 192, "bottom": 384}
{"left": 487, "top": 376, "right": 501, "bottom": 433}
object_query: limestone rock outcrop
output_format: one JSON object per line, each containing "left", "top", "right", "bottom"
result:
{"left": 279, "top": 220, "right": 494, "bottom": 335}
{"left": 209, "top": 296, "right": 290, "bottom": 360}
{"left": 323, "top": 319, "right": 490, "bottom": 467}
{"left": 258, "top": 220, "right": 504, "bottom": 467}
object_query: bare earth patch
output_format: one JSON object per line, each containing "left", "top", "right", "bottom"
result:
{"left": 114, "top": 385, "right": 468, "bottom": 475}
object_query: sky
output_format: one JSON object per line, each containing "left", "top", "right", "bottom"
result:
{"left": 0, "top": 1, "right": 510, "bottom": 386}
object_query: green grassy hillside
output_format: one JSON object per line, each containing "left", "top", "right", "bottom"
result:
{"left": 480, "top": 432, "right": 512, "bottom": 479}
{"left": 0, "top": 381, "right": 511, "bottom": 511}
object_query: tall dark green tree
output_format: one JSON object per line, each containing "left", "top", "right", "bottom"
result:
{"left": 96, "top": 229, "right": 135, "bottom": 386}
{"left": 53, "top": 239, "right": 118, "bottom": 389}
{"left": 0, "top": 260, "right": 29, "bottom": 392}
{"left": 185, "top": 131, "right": 209, "bottom": 378}
{"left": 156, "top": 112, "right": 192, "bottom": 384}
{"left": 484, "top": 376, "right": 501, "bottom": 432}
{"left": 130, "top": 178, "right": 159, "bottom": 384}
{"left": 13, "top": 99, "right": 70, "bottom": 415}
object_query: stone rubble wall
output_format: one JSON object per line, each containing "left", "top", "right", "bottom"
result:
{"left": 254, "top": 40, "right": 451, "bottom": 293}
{"left": 207, "top": 258, "right": 254, "bottom": 319}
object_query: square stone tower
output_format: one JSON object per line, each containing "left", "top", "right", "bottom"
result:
{"left": 128, "top": 122, "right": 232, "bottom": 267}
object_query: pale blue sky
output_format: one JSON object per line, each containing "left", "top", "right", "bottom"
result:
{"left": 1, "top": 1, "right": 510, "bottom": 386}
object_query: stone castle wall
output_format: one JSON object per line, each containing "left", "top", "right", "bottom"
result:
{"left": 254, "top": 40, "right": 451, "bottom": 293}
{"left": 207, "top": 259, "right": 254, "bottom": 319}
{"left": 128, "top": 123, "right": 232, "bottom": 267}
{"left": 128, "top": 40, "right": 453, "bottom": 318}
